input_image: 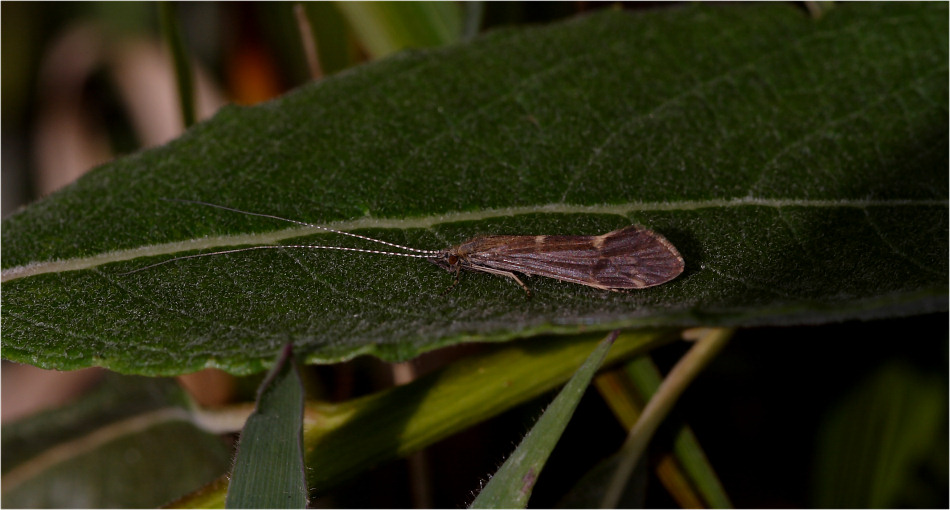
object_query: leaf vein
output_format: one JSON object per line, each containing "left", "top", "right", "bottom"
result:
{"left": 373, "top": 57, "right": 580, "bottom": 209}
{"left": 92, "top": 267, "right": 272, "bottom": 340}
{"left": 748, "top": 65, "right": 948, "bottom": 194}
{"left": 861, "top": 209, "right": 945, "bottom": 276}
{"left": 3, "top": 198, "right": 946, "bottom": 282}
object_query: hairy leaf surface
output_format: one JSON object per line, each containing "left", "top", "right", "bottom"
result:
{"left": 2, "top": 4, "right": 946, "bottom": 375}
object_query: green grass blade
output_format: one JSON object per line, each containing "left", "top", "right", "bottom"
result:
{"left": 225, "top": 344, "right": 307, "bottom": 508}
{"left": 301, "top": 3, "right": 358, "bottom": 75}
{"left": 811, "top": 362, "right": 948, "bottom": 508}
{"left": 461, "top": 2, "right": 484, "bottom": 41}
{"left": 470, "top": 331, "right": 618, "bottom": 508}
{"left": 334, "top": 1, "right": 462, "bottom": 58}
{"left": 170, "top": 330, "right": 674, "bottom": 507}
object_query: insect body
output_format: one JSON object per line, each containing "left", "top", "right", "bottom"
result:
{"left": 125, "top": 199, "right": 684, "bottom": 295}
{"left": 432, "top": 228, "right": 684, "bottom": 295}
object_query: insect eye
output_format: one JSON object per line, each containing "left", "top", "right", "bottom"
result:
{"left": 447, "top": 255, "right": 458, "bottom": 265}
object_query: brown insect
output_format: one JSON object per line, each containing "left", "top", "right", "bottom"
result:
{"left": 123, "top": 199, "right": 684, "bottom": 296}
{"left": 431, "top": 227, "right": 684, "bottom": 295}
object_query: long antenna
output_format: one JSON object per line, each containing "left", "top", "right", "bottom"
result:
{"left": 163, "top": 198, "right": 441, "bottom": 254}
{"left": 117, "top": 244, "right": 436, "bottom": 276}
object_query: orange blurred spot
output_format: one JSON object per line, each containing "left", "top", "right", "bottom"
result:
{"left": 228, "top": 43, "right": 283, "bottom": 105}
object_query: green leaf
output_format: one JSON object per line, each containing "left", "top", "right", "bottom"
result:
{"left": 811, "top": 362, "right": 948, "bottom": 508}
{"left": 301, "top": 3, "right": 359, "bottom": 75}
{"left": 2, "top": 3, "right": 946, "bottom": 375}
{"left": 226, "top": 345, "right": 307, "bottom": 508}
{"left": 1, "top": 375, "right": 231, "bottom": 508}
{"left": 470, "top": 331, "right": 616, "bottom": 508}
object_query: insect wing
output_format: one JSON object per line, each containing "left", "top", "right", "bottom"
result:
{"left": 593, "top": 226, "right": 684, "bottom": 288}
{"left": 462, "top": 226, "right": 683, "bottom": 290}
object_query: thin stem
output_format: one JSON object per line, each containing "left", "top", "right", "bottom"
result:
{"left": 188, "top": 402, "right": 255, "bottom": 434}
{"left": 600, "top": 328, "right": 733, "bottom": 508}
{"left": 462, "top": 2, "right": 484, "bottom": 42}
{"left": 294, "top": 3, "right": 324, "bottom": 80}
{"left": 158, "top": 2, "right": 196, "bottom": 128}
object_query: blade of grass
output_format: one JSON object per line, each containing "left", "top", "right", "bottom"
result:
{"left": 461, "top": 2, "right": 484, "bottom": 41}
{"left": 300, "top": 2, "right": 357, "bottom": 75}
{"left": 811, "top": 362, "right": 947, "bottom": 507}
{"left": 470, "top": 331, "right": 618, "bottom": 508}
{"left": 170, "top": 330, "right": 676, "bottom": 508}
{"left": 225, "top": 344, "right": 307, "bottom": 508}
{"left": 334, "top": 1, "right": 462, "bottom": 58}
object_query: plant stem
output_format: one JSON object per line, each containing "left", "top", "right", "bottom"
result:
{"left": 600, "top": 328, "right": 733, "bottom": 508}
{"left": 158, "top": 2, "right": 196, "bottom": 128}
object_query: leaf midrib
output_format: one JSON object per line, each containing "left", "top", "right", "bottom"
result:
{"left": 2, "top": 197, "right": 945, "bottom": 282}
{"left": 1, "top": 407, "right": 193, "bottom": 492}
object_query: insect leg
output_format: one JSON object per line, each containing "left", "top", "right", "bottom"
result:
{"left": 469, "top": 266, "right": 532, "bottom": 297}
{"left": 439, "top": 265, "right": 463, "bottom": 296}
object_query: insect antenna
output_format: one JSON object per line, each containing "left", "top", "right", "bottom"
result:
{"left": 162, "top": 198, "right": 441, "bottom": 254}
{"left": 117, "top": 244, "right": 436, "bottom": 276}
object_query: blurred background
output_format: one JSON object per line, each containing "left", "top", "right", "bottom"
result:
{"left": 3, "top": 2, "right": 592, "bottom": 217}
{"left": 2, "top": 2, "right": 947, "bottom": 508}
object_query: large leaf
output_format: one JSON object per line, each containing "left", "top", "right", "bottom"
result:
{"left": 2, "top": 3, "right": 946, "bottom": 375}
{"left": 1, "top": 376, "right": 231, "bottom": 508}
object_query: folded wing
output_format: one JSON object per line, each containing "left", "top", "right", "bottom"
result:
{"left": 465, "top": 226, "right": 684, "bottom": 290}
